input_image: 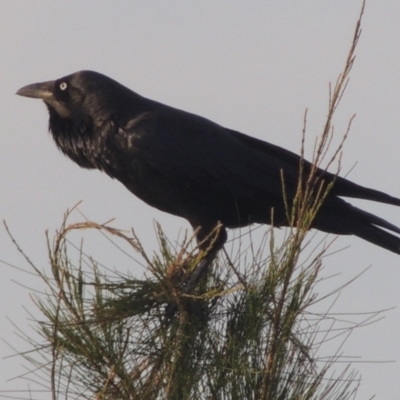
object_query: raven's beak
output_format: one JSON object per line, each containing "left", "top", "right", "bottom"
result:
{"left": 16, "top": 80, "right": 55, "bottom": 100}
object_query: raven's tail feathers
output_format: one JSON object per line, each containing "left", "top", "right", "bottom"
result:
{"left": 349, "top": 208, "right": 400, "bottom": 255}
{"left": 352, "top": 224, "right": 400, "bottom": 255}
{"left": 334, "top": 180, "right": 400, "bottom": 207}
{"left": 314, "top": 202, "right": 400, "bottom": 255}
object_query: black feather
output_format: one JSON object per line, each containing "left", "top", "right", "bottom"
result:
{"left": 16, "top": 70, "right": 400, "bottom": 255}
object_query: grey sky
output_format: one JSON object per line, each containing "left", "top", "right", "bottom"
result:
{"left": 1, "top": 2, "right": 400, "bottom": 398}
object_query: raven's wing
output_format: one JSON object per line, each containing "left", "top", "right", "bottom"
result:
{"left": 121, "top": 109, "right": 306, "bottom": 201}
{"left": 118, "top": 106, "right": 400, "bottom": 254}
{"left": 120, "top": 106, "right": 400, "bottom": 206}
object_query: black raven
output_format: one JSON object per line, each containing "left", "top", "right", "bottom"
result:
{"left": 16, "top": 70, "right": 400, "bottom": 256}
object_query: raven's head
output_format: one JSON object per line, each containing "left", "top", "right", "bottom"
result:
{"left": 16, "top": 70, "right": 131, "bottom": 121}
{"left": 16, "top": 71, "right": 137, "bottom": 168}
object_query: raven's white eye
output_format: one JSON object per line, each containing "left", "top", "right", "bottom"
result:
{"left": 59, "top": 82, "right": 68, "bottom": 91}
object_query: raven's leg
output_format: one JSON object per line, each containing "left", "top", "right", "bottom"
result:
{"left": 184, "top": 222, "right": 227, "bottom": 291}
{"left": 165, "top": 223, "right": 227, "bottom": 317}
